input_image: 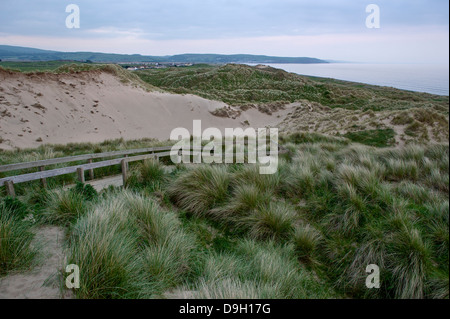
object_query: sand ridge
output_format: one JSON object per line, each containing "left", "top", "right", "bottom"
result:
{"left": 0, "top": 68, "right": 290, "bottom": 150}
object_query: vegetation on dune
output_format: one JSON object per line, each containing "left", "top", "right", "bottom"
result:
{"left": 166, "top": 136, "right": 449, "bottom": 299}
{"left": 136, "top": 64, "right": 448, "bottom": 112}
{"left": 343, "top": 129, "right": 396, "bottom": 148}
{"left": 0, "top": 133, "right": 448, "bottom": 299}
{"left": 2, "top": 62, "right": 447, "bottom": 146}
{"left": 0, "top": 60, "right": 448, "bottom": 299}
{"left": 135, "top": 63, "right": 448, "bottom": 146}
{"left": 0, "top": 200, "right": 37, "bottom": 275}
{"left": 167, "top": 165, "right": 231, "bottom": 217}
{"left": 0, "top": 63, "right": 158, "bottom": 92}
{"left": 66, "top": 191, "right": 199, "bottom": 298}
{"left": 43, "top": 182, "right": 98, "bottom": 227}
{"left": 0, "top": 60, "right": 85, "bottom": 72}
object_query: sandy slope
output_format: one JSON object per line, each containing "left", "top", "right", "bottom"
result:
{"left": 0, "top": 68, "right": 289, "bottom": 150}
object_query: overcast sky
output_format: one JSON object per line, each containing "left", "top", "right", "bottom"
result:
{"left": 0, "top": 0, "right": 448, "bottom": 63}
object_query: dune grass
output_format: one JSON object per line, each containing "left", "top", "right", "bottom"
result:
{"left": 136, "top": 64, "right": 449, "bottom": 112}
{"left": 165, "top": 134, "right": 448, "bottom": 299}
{"left": 343, "top": 129, "right": 396, "bottom": 148}
{"left": 66, "top": 191, "right": 199, "bottom": 298}
{"left": 0, "top": 203, "right": 37, "bottom": 276}
{"left": 1, "top": 132, "right": 448, "bottom": 299}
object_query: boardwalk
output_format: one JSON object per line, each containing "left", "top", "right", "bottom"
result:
{"left": 64, "top": 174, "right": 123, "bottom": 192}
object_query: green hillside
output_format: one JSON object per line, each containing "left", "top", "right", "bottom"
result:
{"left": 136, "top": 64, "right": 449, "bottom": 112}
{"left": 0, "top": 45, "right": 328, "bottom": 64}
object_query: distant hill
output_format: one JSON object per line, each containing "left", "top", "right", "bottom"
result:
{"left": 0, "top": 45, "right": 328, "bottom": 64}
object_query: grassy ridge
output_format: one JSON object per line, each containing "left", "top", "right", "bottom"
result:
{"left": 0, "top": 45, "right": 327, "bottom": 64}
{"left": 0, "top": 60, "right": 85, "bottom": 72}
{"left": 136, "top": 64, "right": 449, "bottom": 112}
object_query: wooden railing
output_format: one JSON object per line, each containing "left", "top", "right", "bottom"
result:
{"left": 1, "top": 146, "right": 286, "bottom": 197}
{"left": 0, "top": 146, "right": 173, "bottom": 197}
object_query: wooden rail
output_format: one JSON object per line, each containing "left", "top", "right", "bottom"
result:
{"left": 0, "top": 146, "right": 173, "bottom": 197}
{"left": 0, "top": 146, "right": 284, "bottom": 197}
{"left": 0, "top": 146, "right": 172, "bottom": 173}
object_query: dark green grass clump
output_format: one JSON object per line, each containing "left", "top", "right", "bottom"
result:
{"left": 0, "top": 203, "right": 37, "bottom": 275}
{"left": 344, "top": 129, "right": 396, "bottom": 147}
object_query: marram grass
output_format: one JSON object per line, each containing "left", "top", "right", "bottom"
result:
{"left": 2, "top": 132, "right": 447, "bottom": 299}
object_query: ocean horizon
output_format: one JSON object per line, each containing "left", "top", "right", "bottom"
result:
{"left": 253, "top": 63, "right": 449, "bottom": 96}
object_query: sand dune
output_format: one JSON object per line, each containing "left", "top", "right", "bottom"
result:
{"left": 0, "top": 68, "right": 289, "bottom": 150}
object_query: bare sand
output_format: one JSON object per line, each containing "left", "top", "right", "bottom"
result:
{"left": 0, "top": 226, "right": 73, "bottom": 299}
{"left": 0, "top": 68, "right": 290, "bottom": 150}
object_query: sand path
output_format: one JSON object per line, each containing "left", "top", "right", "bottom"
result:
{"left": 0, "top": 225, "right": 73, "bottom": 299}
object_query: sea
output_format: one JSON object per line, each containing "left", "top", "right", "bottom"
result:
{"left": 251, "top": 63, "right": 449, "bottom": 96}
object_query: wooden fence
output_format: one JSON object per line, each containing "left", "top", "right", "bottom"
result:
{"left": 0, "top": 146, "right": 285, "bottom": 197}
{"left": 0, "top": 146, "right": 174, "bottom": 197}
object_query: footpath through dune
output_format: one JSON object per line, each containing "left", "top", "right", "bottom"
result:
{"left": 0, "top": 225, "right": 73, "bottom": 299}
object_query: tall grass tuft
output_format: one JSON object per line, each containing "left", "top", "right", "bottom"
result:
{"left": 167, "top": 165, "right": 230, "bottom": 217}
{"left": 389, "top": 226, "right": 431, "bottom": 299}
{"left": 0, "top": 206, "right": 37, "bottom": 275}
{"left": 239, "top": 202, "right": 296, "bottom": 241}
{"left": 44, "top": 189, "right": 88, "bottom": 226}
{"left": 140, "top": 159, "right": 167, "bottom": 185}
{"left": 66, "top": 191, "right": 199, "bottom": 298}
{"left": 232, "top": 164, "right": 281, "bottom": 193}
{"left": 292, "top": 223, "right": 323, "bottom": 264}
{"left": 209, "top": 184, "right": 272, "bottom": 225}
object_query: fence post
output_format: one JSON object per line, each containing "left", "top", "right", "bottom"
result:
{"left": 121, "top": 159, "right": 128, "bottom": 186}
{"left": 77, "top": 167, "right": 85, "bottom": 183}
{"left": 124, "top": 155, "right": 129, "bottom": 170}
{"left": 5, "top": 180, "right": 16, "bottom": 197}
{"left": 88, "top": 159, "right": 94, "bottom": 180}
{"left": 39, "top": 166, "right": 47, "bottom": 188}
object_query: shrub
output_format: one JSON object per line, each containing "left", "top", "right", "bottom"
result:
{"left": 1, "top": 197, "right": 31, "bottom": 220}
{"left": 71, "top": 182, "right": 98, "bottom": 201}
